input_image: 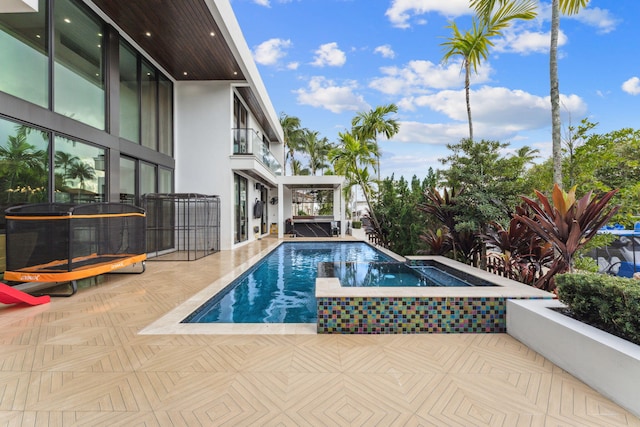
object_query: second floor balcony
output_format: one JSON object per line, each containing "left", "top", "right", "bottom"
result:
{"left": 232, "top": 128, "right": 282, "bottom": 177}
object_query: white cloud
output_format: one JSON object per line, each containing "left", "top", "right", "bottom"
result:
{"left": 311, "top": 42, "right": 346, "bottom": 67}
{"left": 370, "top": 59, "right": 492, "bottom": 99}
{"left": 569, "top": 6, "right": 619, "bottom": 34}
{"left": 385, "top": 0, "right": 472, "bottom": 29}
{"left": 394, "top": 121, "right": 469, "bottom": 145}
{"left": 253, "top": 0, "right": 270, "bottom": 6}
{"left": 536, "top": 3, "right": 618, "bottom": 34}
{"left": 286, "top": 62, "right": 299, "bottom": 70}
{"left": 622, "top": 77, "right": 640, "bottom": 95}
{"left": 374, "top": 44, "right": 395, "bottom": 59}
{"left": 253, "top": 38, "right": 291, "bottom": 66}
{"left": 393, "top": 86, "right": 587, "bottom": 142}
{"left": 295, "top": 76, "right": 369, "bottom": 113}
{"left": 493, "top": 29, "right": 567, "bottom": 55}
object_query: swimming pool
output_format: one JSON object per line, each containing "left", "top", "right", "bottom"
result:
{"left": 183, "top": 241, "right": 394, "bottom": 323}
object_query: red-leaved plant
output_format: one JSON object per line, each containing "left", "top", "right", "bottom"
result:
{"left": 483, "top": 204, "right": 555, "bottom": 287}
{"left": 515, "top": 184, "right": 620, "bottom": 290}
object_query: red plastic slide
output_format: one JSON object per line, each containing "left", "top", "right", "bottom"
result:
{"left": 0, "top": 283, "right": 50, "bottom": 306}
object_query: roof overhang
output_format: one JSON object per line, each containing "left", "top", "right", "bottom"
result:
{"left": 231, "top": 156, "right": 280, "bottom": 188}
{"left": 0, "top": 0, "right": 38, "bottom": 13}
{"left": 88, "top": 0, "right": 283, "bottom": 143}
{"left": 280, "top": 175, "right": 346, "bottom": 190}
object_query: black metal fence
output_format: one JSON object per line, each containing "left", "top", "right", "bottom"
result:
{"left": 143, "top": 193, "right": 220, "bottom": 261}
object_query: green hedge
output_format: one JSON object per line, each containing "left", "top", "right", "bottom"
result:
{"left": 351, "top": 221, "right": 362, "bottom": 229}
{"left": 556, "top": 273, "right": 640, "bottom": 346}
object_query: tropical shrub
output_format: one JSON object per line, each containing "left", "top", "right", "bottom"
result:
{"left": 418, "top": 186, "right": 481, "bottom": 264}
{"left": 483, "top": 203, "right": 554, "bottom": 286}
{"left": 351, "top": 221, "right": 362, "bottom": 229}
{"left": 419, "top": 227, "right": 452, "bottom": 256}
{"left": 515, "top": 184, "right": 620, "bottom": 290}
{"left": 367, "top": 174, "right": 435, "bottom": 255}
{"left": 556, "top": 273, "right": 640, "bottom": 346}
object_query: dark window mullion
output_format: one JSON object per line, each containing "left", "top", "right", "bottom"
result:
{"left": 48, "top": 0, "right": 54, "bottom": 112}
{"left": 155, "top": 71, "right": 160, "bottom": 152}
{"left": 137, "top": 55, "right": 142, "bottom": 146}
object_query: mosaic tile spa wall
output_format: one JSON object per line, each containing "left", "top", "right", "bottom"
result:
{"left": 317, "top": 296, "right": 507, "bottom": 334}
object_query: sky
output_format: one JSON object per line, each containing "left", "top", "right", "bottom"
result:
{"left": 230, "top": 0, "right": 640, "bottom": 180}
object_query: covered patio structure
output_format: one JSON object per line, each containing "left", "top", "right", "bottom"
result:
{"left": 277, "top": 175, "right": 347, "bottom": 238}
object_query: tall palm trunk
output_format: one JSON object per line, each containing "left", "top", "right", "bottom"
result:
{"left": 550, "top": 0, "right": 562, "bottom": 186}
{"left": 465, "top": 60, "right": 473, "bottom": 141}
{"left": 358, "top": 171, "right": 382, "bottom": 239}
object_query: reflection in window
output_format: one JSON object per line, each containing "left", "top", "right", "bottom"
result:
{"left": 54, "top": 0, "right": 105, "bottom": 129}
{"left": 119, "top": 156, "right": 136, "bottom": 205}
{"left": 119, "top": 42, "right": 139, "bottom": 143}
{"left": 158, "top": 167, "right": 173, "bottom": 193}
{"left": 54, "top": 136, "right": 105, "bottom": 203}
{"left": 234, "top": 174, "right": 247, "bottom": 243}
{"left": 141, "top": 61, "right": 157, "bottom": 150}
{"left": 158, "top": 75, "right": 173, "bottom": 156}
{"left": 140, "top": 161, "right": 156, "bottom": 197}
{"left": 0, "top": 118, "right": 49, "bottom": 229}
{"left": 0, "top": 0, "right": 48, "bottom": 107}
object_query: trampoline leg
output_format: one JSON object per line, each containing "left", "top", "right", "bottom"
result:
{"left": 107, "top": 261, "right": 146, "bottom": 275}
{"left": 43, "top": 281, "right": 77, "bottom": 298}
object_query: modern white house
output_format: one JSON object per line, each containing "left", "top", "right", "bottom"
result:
{"left": 0, "top": 0, "right": 345, "bottom": 270}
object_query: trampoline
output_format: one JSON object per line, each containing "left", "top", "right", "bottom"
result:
{"left": 4, "top": 203, "right": 147, "bottom": 296}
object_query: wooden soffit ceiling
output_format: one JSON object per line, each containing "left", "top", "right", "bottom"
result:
{"left": 91, "top": 0, "right": 280, "bottom": 142}
{"left": 91, "top": 0, "right": 244, "bottom": 81}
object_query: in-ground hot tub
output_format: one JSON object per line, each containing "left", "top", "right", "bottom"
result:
{"left": 315, "top": 255, "right": 554, "bottom": 334}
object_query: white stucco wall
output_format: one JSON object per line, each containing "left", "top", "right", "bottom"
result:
{"left": 175, "top": 80, "right": 235, "bottom": 249}
{"left": 175, "top": 81, "right": 282, "bottom": 249}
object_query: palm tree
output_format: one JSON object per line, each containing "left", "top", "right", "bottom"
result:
{"left": 301, "top": 130, "right": 332, "bottom": 175}
{"left": 55, "top": 151, "right": 80, "bottom": 186}
{"left": 0, "top": 128, "right": 47, "bottom": 201}
{"left": 471, "top": 0, "right": 586, "bottom": 186}
{"left": 330, "top": 131, "right": 381, "bottom": 234}
{"left": 66, "top": 160, "right": 96, "bottom": 190}
{"left": 351, "top": 104, "right": 399, "bottom": 181}
{"left": 279, "top": 113, "right": 304, "bottom": 176}
{"left": 445, "top": 0, "right": 536, "bottom": 141}
{"left": 550, "top": 0, "right": 589, "bottom": 186}
{"left": 290, "top": 159, "right": 310, "bottom": 176}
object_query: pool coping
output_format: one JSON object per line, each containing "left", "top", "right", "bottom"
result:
{"left": 316, "top": 256, "right": 554, "bottom": 299}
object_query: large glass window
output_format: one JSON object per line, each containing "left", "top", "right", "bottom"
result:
{"left": 233, "top": 95, "right": 248, "bottom": 153}
{"left": 158, "top": 74, "right": 173, "bottom": 156}
{"left": 0, "top": 117, "right": 49, "bottom": 224}
{"left": 0, "top": 0, "right": 48, "bottom": 107}
{"left": 119, "top": 42, "right": 139, "bottom": 143}
{"left": 54, "top": 0, "right": 105, "bottom": 130}
{"left": 158, "top": 167, "right": 173, "bottom": 193}
{"left": 141, "top": 60, "right": 157, "bottom": 150}
{"left": 234, "top": 174, "right": 248, "bottom": 243}
{"left": 54, "top": 136, "right": 105, "bottom": 203}
{"left": 140, "top": 161, "right": 156, "bottom": 196}
{"left": 119, "top": 156, "right": 136, "bottom": 204}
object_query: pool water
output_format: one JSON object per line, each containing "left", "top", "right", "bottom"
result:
{"left": 323, "top": 262, "right": 476, "bottom": 287}
{"left": 184, "top": 242, "right": 394, "bottom": 324}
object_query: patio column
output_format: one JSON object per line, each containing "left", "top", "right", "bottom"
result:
{"left": 277, "top": 183, "right": 284, "bottom": 238}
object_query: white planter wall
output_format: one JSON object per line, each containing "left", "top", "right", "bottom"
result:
{"left": 507, "top": 299, "right": 640, "bottom": 417}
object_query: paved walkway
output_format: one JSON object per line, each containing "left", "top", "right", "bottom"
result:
{"left": 1, "top": 237, "right": 638, "bottom": 426}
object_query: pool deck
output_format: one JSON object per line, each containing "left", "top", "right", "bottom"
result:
{"left": 1, "top": 235, "right": 639, "bottom": 425}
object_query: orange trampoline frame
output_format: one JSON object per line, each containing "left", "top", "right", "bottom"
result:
{"left": 4, "top": 210, "right": 146, "bottom": 296}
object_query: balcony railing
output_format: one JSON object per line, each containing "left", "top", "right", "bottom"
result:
{"left": 232, "top": 128, "right": 282, "bottom": 176}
